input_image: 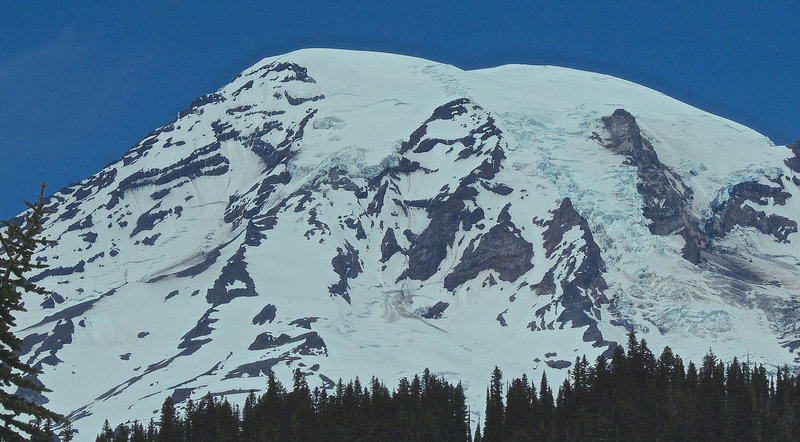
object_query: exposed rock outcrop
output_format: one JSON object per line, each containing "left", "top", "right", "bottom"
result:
{"left": 380, "top": 228, "right": 401, "bottom": 262}
{"left": 389, "top": 99, "right": 506, "bottom": 281}
{"left": 444, "top": 204, "right": 533, "bottom": 290}
{"left": 533, "top": 198, "right": 609, "bottom": 329}
{"left": 328, "top": 243, "right": 362, "bottom": 303}
{"left": 707, "top": 181, "right": 797, "bottom": 242}
{"left": 784, "top": 139, "right": 800, "bottom": 173}
{"left": 600, "top": 109, "right": 707, "bottom": 262}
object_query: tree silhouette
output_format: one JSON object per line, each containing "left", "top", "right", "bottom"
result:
{"left": 0, "top": 184, "right": 65, "bottom": 440}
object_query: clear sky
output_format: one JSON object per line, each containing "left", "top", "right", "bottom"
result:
{"left": 1, "top": 1, "right": 798, "bottom": 219}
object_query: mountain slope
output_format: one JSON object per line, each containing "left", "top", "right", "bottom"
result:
{"left": 10, "top": 49, "right": 800, "bottom": 435}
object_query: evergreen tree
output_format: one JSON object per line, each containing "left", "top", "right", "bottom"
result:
{"left": 0, "top": 185, "right": 65, "bottom": 440}
{"left": 113, "top": 423, "right": 130, "bottom": 442}
{"left": 156, "top": 396, "right": 179, "bottom": 442}
{"left": 60, "top": 421, "right": 75, "bottom": 442}
{"left": 241, "top": 391, "right": 257, "bottom": 441}
{"left": 288, "top": 368, "right": 313, "bottom": 440}
{"left": 483, "top": 366, "right": 504, "bottom": 441}
{"left": 129, "top": 421, "right": 145, "bottom": 442}
{"left": 504, "top": 375, "right": 531, "bottom": 439}
{"left": 451, "top": 382, "right": 469, "bottom": 441}
{"left": 96, "top": 419, "right": 113, "bottom": 442}
{"left": 145, "top": 419, "right": 158, "bottom": 442}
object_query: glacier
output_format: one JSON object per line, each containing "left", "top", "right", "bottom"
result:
{"left": 5, "top": 48, "right": 800, "bottom": 436}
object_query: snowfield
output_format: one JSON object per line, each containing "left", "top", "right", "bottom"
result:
{"left": 9, "top": 48, "right": 800, "bottom": 436}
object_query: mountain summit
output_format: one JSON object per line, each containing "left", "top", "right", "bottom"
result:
{"left": 11, "top": 49, "right": 800, "bottom": 434}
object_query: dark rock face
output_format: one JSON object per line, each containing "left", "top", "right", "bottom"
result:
{"left": 29, "top": 260, "right": 85, "bottom": 284}
{"left": 252, "top": 305, "right": 277, "bottom": 325}
{"left": 496, "top": 310, "right": 508, "bottom": 327}
{"left": 142, "top": 233, "right": 161, "bottom": 246}
{"left": 248, "top": 331, "right": 325, "bottom": 353}
{"left": 254, "top": 61, "right": 317, "bottom": 84}
{"left": 784, "top": 139, "right": 800, "bottom": 173}
{"left": 368, "top": 158, "right": 425, "bottom": 189}
{"left": 531, "top": 198, "right": 608, "bottom": 332}
{"left": 388, "top": 98, "right": 505, "bottom": 282}
{"left": 178, "top": 309, "right": 218, "bottom": 354}
{"left": 328, "top": 243, "right": 362, "bottom": 303}
{"left": 404, "top": 191, "right": 478, "bottom": 281}
{"left": 444, "top": 204, "right": 533, "bottom": 290}
{"left": 66, "top": 214, "right": 94, "bottom": 233}
{"left": 380, "top": 228, "right": 401, "bottom": 262}
{"left": 540, "top": 198, "right": 608, "bottom": 301}
{"left": 284, "top": 91, "right": 325, "bottom": 106}
{"left": 211, "top": 119, "right": 240, "bottom": 141}
{"left": 601, "top": 110, "right": 799, "bottom": 264}
{"left": 326, "top": 168, "right": 364, "bottom": 198}
{"left": 110, "top": 141, "right": 228, "bottom": 209}
{"left": 545, "top": 360, "right": 572, "bottom": 369}
{"left": 40, "top": 292, "right": 64, "bottom": 309}
{"left": 600, "top": 109, "right": 706, "bottom": 262}
{"left": 399, "top": 99, "right": 471, "bottom": 155}
{"left": 130, "top": 203, "right": 171, "bottom": 237}
{"left": 421, "top": 301, "right": 449, "bottom": 319}
{"left": 707, "top": 181, "right": 797, "bottom": 242}
{"left": 205, "top": 246, "right": 258, "bottom": 306}
{"left": 231, "top": 80, "right": 254, "bottom": 97}
{"left": 177, "top": 93, "right": 226, "bottom": 119}
{"left": 224, "top": 358, "right": 293, "bottom": 379}
{"left": 343, "top": 217, "right": 367, "bottom": 240}
{"left": 25, "top": 320, "right": 74, "bottom": 367}
{"left": 289, "top": 317, "right": 319, "bottom": 329}
{"left": 367, "top": 182, "right": 389, "bottom": 215}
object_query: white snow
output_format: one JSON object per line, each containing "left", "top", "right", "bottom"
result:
{"left": 8, "top": 48, "right": 800, "bottom": 436}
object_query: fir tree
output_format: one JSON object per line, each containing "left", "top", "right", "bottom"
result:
{"left": 96, "top": 420, "right": 113, "bottom": 442}
{"left": 483, "top": 366, "right": 504, "bottom": 441}
{"left": 113, "top": 423, "right": 130, "bottom": 442}
{"left": 0, "top": 185, "right": 65, "bottom": 440}
{"left": 288, "top": 368, "right": 313, "bottom": 440}
{"left": 156, "top": 396, "right": 179, "bottom": 442}
{"left": 60, "top": 421, "right": 75, "bottom": 442}
{"left": 145, "top": 419, "right": 158, "bottom": 442}
{"left": 504, "top": 375, "right": 531, "bottom": 439}
{"left": 129, "top": 421, "right": 145, "bottom": 442}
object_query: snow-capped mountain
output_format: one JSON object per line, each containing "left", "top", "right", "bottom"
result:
{"left": 11, "top": 49, "right": 800, "bottom": 435}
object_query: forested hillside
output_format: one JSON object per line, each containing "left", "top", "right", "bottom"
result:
{"left": 91, "top": 334, "right": 800, "bottom": 441}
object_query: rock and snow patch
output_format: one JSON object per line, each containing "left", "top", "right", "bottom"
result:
{"left": 10, "top": 48, "right": 800, "bottom": 436}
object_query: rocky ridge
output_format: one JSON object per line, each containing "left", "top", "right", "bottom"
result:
{"left": 7, "top": 49, "right": 800, "bottom": 436}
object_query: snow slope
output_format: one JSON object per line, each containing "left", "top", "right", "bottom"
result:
{"left": 8, "top": 48, "right": 800, "bottom": 436}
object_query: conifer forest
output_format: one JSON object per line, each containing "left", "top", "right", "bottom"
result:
{"left": 90, "top": 333, "right": 800, "bottom": 441}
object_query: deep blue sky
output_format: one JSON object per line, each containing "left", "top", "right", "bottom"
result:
{"left": 1, "top": 2, "right": 798, "bottom": 219}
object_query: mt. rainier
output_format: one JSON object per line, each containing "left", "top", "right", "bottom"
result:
{"left": 10, "top": 48, "right": 800, "bottom": 435}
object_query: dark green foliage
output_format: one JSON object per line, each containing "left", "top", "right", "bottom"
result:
{"left": 60, "top": 421, "right": 75, "bottom": 442}
{"left": 100, "top": 368, "right": 471, "bottom": 441}
{"left": 0, "top": 185, "right": 66, "bottom": 440}
{"left": 96, "top": 420, "right": 113, "bottom": 442}
{"left": 482, "top": 366, "right": 504, "bottom": 441}
{"left": 157, "top": 396, "right": 179, "bottom": 442}
{"left": 98, "top": 333, "right": 800, "bottom": 441}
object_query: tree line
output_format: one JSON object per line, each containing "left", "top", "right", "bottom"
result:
{"left": 478, "top": 333, "right": 800, "bottom": 441}
{"left": 96, "top": 368, "right": 470, "bottom": 442}
{"left": 94, "top": 333, "right": 800, "bottom": 441}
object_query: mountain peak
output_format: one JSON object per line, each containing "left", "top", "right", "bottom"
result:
{"left": 11, "top": 49, "right": 800, "bottom": 434}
